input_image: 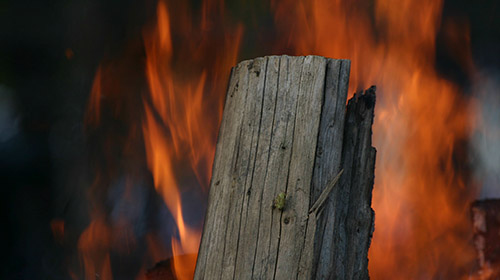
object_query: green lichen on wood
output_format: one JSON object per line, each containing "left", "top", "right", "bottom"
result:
{"left": 274, "top": 192, "right": 286, "bottom": 210}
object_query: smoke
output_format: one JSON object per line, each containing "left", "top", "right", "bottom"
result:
{"left": 471, "top": 72, "right": 500, "bottom": 199}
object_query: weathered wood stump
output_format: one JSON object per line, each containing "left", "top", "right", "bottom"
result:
{"left": 194, "top": 55, "right": 376, "bottom": 279}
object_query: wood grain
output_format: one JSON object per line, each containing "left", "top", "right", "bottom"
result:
{"left": 194, "top": 55, "right": 376, "bottom": 280}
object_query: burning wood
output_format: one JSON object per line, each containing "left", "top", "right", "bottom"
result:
{"left": 471, "top": 199, "right": 500, "bottom": 279}
{"left": 191, "top": 55, "right": 376, "bottom": 279}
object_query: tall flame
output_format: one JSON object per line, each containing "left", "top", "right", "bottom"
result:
{"left": 79, "top": 0, "right": 241, "bottom": 278}
{"left": 80, "top": 0, "right": 479, "bottom": 278}
{"left": 270, "top": 0, "right": 477, "bottom": 278}
{"left": 142, "top": 1, "right": 242, "bottom": 279}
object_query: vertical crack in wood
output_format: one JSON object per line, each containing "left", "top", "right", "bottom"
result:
{"left": 247, "top": 57, "right": 270, "bottom": 278}
{"left": 251, "top": 56, "right": 280, "bottom": 278}
{"left": 275, "top": 56, "right": 327, "bottom": 280}
{"left": 233, "top": 57, "right": 268, "bottom": 278}
{"left": 227, "top": 57, "right": 266, "bottom": 279}
{"left": 219, "top": 61, "right": 252, "bottom": 279}
{"left": 273, "top": 56, "right": 305, "bottom": 280}
{"left": 255, "top": 55, "right": 292, "bottom": 280}
{"left": 307, "top": 59, "right": 348, "bottom": 280}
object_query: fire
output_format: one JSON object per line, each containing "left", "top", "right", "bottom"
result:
{"left": 78, "top": 219, "right": 113, "bottom": 280}
{"left": 79, "top": 0, "right": 479, "bottom": 278}
{"left": 86, "top": 66, "right": 102, "bottom": 126}
{"left": 80, "top": 0, "right": 241, "bottom": 278}
{"left": 270, "top": 0, "right": 477, "bottom": 278}
{"left": 141, "top": 1, "right": 241, "bottom": 278}
{"left": 50, "top": 219, "right": 65, "bottom": 245}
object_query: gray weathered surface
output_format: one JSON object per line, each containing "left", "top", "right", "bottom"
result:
{"left": 312, "top": 87, "right": 376, "bottom": 279}
{"left": 194, "top": 55, "right": 376, "bottom": 280}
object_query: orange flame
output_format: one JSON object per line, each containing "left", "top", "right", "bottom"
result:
{"left": 86, "top": 66, "right": 103, "bottom": 126}
{"left": 142, "top": 1, "right": 242, "bottom": 279}
{"left": 78, "top": 219, "right": 113, "bottom": 280}
{"left": 79, "top": 0, "right": 241, "bottom": 277}
{"left": 80, "top": 0, "right": 480, "bottom": 278}
{"left": 50, "top": 219, "right": 65, "bottom": 245}
{"left": 270, "top": 0, "right": 477, "bottom": 278}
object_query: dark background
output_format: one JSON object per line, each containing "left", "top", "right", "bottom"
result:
{"left": 0, "top": 0, "right": 498, "bottom": 279}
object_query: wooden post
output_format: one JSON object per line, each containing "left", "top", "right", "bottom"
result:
{"left": 194, "top": 55, "right": 376, "bottom": 280}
